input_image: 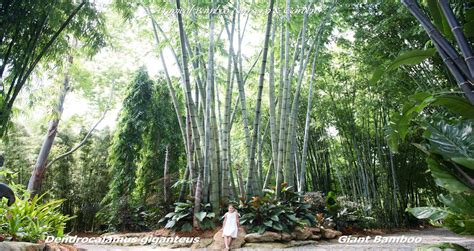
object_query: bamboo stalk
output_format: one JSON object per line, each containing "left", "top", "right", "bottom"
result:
{"left": 175, "top": 0, "right": 204, "bottom": 228}
{"left": 276, "top": 0, "right": 293, "bottom": 197}
{"left": 438, "top": 0, "right": 474, "bottom": 78}
{"left": 401, "top": 0, "right": 471, "bottom": 80}
{"left": 246, "top": 0, "right": 276, "bottom": 198}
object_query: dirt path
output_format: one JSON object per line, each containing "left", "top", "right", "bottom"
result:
{"left": 74, "top": 228, "right": 473, "bottom": 250}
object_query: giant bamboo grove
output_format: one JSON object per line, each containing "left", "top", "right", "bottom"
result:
{"left": 139, "top": 0, "right": 340, "bottom": 217}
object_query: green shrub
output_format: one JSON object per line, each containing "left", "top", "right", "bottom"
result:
{"left": 0, "top": 188, "right": 74, "bottom": 242}
{"left": 387, "top": 93, "right": 474, "bottom": 235}
{"left": 238, "top": 184, "right": 312, "bottom": 234}
{"left": 280, "top": 185, "right": 317, "bottom": 227}
{"left": 325, "top": 191, "right": 339, "bottom": 216}
{"left": 332, "top": 196, "right": 377, "bottom": 230}
{"left": 407, "top": 119, "right": 474, "bottom": 235}
{"left": 158, "top": 201, "right": 215, "bottom": 232}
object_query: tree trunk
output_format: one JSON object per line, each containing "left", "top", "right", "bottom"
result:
{"left": 28, "top": 54, "right": 72, "bottom": 196}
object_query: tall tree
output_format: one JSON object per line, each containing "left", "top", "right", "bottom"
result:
{"left": 27, "top": 54, "right": 73, "bottom": 195}
{"left": 102, "top": 68, "right": 153, "bottom": 231}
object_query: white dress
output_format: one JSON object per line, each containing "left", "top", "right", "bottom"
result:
{"left": 222, "top": 211, "right": 239, "bottom": 238}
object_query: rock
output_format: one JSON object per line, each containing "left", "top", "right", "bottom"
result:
{"left": 321, "top": 228, "right": 342, "bottom": 239}
{"left": 293, "top": 227, "right": 312, "bottom": 240}
{"left": 244, "top": 231, "right": 281, "bottom": 243}
{"left": 281, "top": 232, "right": 293, "bottom": 242}
{"left": 310, "top": 234, "right": 321, "bottom": 241}
{"left": 45, "top": 243, "right": 84, "bottom": 251}
{"left": 0, "top": 242, "right": 46, "bottom": 251}
{"left": 209, "top": 227, "right": 246, "bottom": 249}
{"left": 304, "top": 192, "right": 325, "bottom": 210}
{"left": 190, "top": 238, "right": 212, "bottom": 249}
{"left": 308, "top": 227, "right": 321, "bottom": 234}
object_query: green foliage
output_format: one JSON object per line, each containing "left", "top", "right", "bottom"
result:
{"left": 409, "top": 119, "right": 474, "bottom": 233}
{"left": 323, "top": 194, "right": 376, "bottom": 230}
{"left": 238, "top": 185, "right": 312, "bottom": 234}
{"left": 69, "top": 129, "right": 111, "bottom": 232}
{"left": 325, "top": 191, "right": 339, "bottom": 215}
{"left": 134, "top": 77, "right": 184, "bottom": 206}
{"left": 239, "top": 199, "right": 301, "bottom": 234}
{"left": 370, "top": 49, "right": 436, "bottom": 84}
{"left": 158, "top": 201, "right": 215, "bottom": 232}
{"left": 0, "top": 187, "right": 73, "bottom": 242}
{"left": 387, "top": 93, "right": 474, "bottom": 152}
{"left": 390, "top": 94, "right": 474, "bottom": 234}
{"left": 0, "top": 0, "right": 106, "bottom": 136}
{"left": 101, "top": 69, "right": 184, "bottom": 231}
{"left": 423, "top": 119, "right": 474, "bottom": 194}
{"left": 280, "top": 185, "right": 317, "bottom": 227}
{"left": 424, "top": 120, "right": 474, "bottom": 161}
{"left": 101, "top": 68, "right": 155, "bottom": 231}
{"left": 0, "top": 124, "right": 32, "bottom": 185}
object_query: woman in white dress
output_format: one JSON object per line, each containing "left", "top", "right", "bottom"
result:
{"left": 222, "top": 204, "right": 240, "bottom": 250}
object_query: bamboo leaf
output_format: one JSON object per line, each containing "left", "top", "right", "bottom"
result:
{"left": 464, "top": 21, "right": 474, "bottom": 38}
{"left": 369, "top": 68, "right": 384, "bottom": 85}
{"left": 426, "top": 0, "right": 444, "bottom": 32}
{"left": 425, "top": 0, "right": 454, "bottom": 39}
{"left": 370, "top": 49, "right": 436, "bottom": 84}
{"left": 386, "top": 49, "right": 436, "bottom": 71}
